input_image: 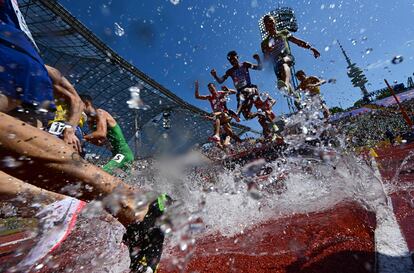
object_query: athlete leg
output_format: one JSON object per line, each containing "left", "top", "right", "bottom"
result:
{"left": 223, "top": 123, "right": 242, "bottom": 143}
{"left": 282, "top": 63, "right": 293, "bottom": 92}
{"left": 258, "top": 116, "right": 271, "bottom": 138}
{"left": 0, "top": 170, "right": 65, "bottom": 217}
{"left": 103, "top": 149, "right": 134, "bottom": 175}
{"left": 0, "top": 112, "right": 147, "bottom": 226}
{"left": 213, "top": 115, "right": 221, "bottom": 138}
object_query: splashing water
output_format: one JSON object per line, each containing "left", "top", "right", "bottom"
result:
{"left": 127, "top": 86, "right": 150, "bottom": 110}
{"left": 391, "top": 55, "right": 404, "bottom": 65}
{"left": 114, "top": 22, "right": 125, "bottom": 36}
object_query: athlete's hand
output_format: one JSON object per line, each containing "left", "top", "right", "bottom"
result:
{"left": 311, "top": 48, "right": 320, "bottom": 58}
{"left": 221, "top": 85, "right": 229, "bottom": 91}
{"left": 63, "top": 127, "right": 82, "bottom": 153}
{"left": 210, "top": 69, "right": 217, "bottom": 77}
{"left": 204, "top": 115, "right": 214, "bottom": 121}
{"left": 84, "top": 134, "right": 106, "bottom": 146}
{"left": 253, "top": 53, "right": 260, "bottom": 60}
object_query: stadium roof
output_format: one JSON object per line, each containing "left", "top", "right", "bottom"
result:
{"left": 20, "top": 0, "right": 253, "bottom": 158}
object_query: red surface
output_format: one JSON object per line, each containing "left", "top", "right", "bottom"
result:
{"left": 375, "top": 142, "right": 414, "bottom": 253}
{"left": 1, "top": 142, "right": 413, "bottom": 272}
{"left": 159, "top": 202, "right": 376, "bottom": 273}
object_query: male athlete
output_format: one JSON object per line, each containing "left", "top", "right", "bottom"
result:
{"left": 0, "top": 1, "right": 168, "bottom": 272}
{"left": 45, "top": 65, "right": 85, "bottom": 155}
{"left": 252, "top": 93, "right": 279, "bottom": 139}
{"left": 80, "top": 94, "right": 134, "bottom": 175}
{"left": 210, "top": 51, "right": 262, "bottom": 119}
{"left": 194, "top": 80, "right": 242, "bottom": 146}
{"left": 296, "top": 70, "right": 330, "bottom": 119}
{"left": 261, "top": 15, "right": 320, "bottom": 105}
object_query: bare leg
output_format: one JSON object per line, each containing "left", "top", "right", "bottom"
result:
{"left": 223, "top": 123, "right": 241, "bottom": 143}
{"left": 0, "top": 170, "right": 65, "bottom": 217}
{"left": 282, "top": 63, "right": 294, "bottom": 94}
{"left": 0, "top": 112, "right": 147, "bottom": 226}
{"left": 213, "top": 117, "right": 221, "bottom": 138}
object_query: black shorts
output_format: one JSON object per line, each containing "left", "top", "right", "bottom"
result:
{"left": 273, "top": 54, "right": 295, "bottom": 79}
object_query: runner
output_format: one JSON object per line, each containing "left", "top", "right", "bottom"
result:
{"left": 45, "top": 65, "right": 85, "bottom": 155}
{"left": 0, "top": 1, "right": 169, "bottom": 271}
{"left": 194, "top": 80, "right": 242, "bottom": 147}
{"left": 252, "top": 93, "right": 280, "bottom": 140}
{"left": 80, "top": 94, "right": 135, "bottom": 174}
{"left": 260, "top": 14, "right": 320, "bottom": 108}
{"left": 295, "top": 70, "right": 330, "bottom": 119}
{"left": 210, "top": 51, "right": 262, "bottom": 119}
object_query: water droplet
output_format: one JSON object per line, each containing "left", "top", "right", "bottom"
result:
{"left": 365, "top": 48, "right": 373, "bottom": 54}
{"left": 247, "top": 182, "right": 262, "bottom": 200}
{"left": 114, "top": 22, "right": 125, "bottom": 37}
{"left": 2, "top": 156, "right": 22, "bottom": 168}
{"left": 351, "top": 39, "right": 357, "bottom": 46}
{"left": 324, "top": 46, "right": 330, "bottom": 52}
{"left": 241, "top": 159, "right": 266, "bottom": 177}
{"left": 170, "top": 0, "right": 180, "bottom": 5}
{"left": 391, "top": 55, "right": 404, "bottom": 64}
{"left": 179, "top": 242, "right": 188, "bottom": 251}
{"left": 127, "top": 86, "right": 150, "bottom": 110}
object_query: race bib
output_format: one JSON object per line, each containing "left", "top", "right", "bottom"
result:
{"left": 112, "top": 154, "right": 125, "bottom": 163}
{"left": 269, "top": 37, "right": 286, "bottom": 59}
{"left": 11, "top": 0, "right": 39, "bottom": 51}
{"left": 48, "top": 122, "right": 66, "bottom": 136}
{"left": 233, "top": 67, "right": 250, "bottom": 89}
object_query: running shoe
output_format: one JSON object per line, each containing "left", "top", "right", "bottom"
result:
{"left": 208, "top": 135, "right": 221, "bottom": 143}
{"left": 124, "top": 194, "right": 172, "bottom": 273}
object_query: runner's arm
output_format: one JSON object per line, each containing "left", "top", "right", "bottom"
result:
{"left": 194, "top": 80, "right": 210, "bottom": 100}
{"left": 84, "top": 110, "right": 107, "bottom": 145}
{"left": 261, "top": 41, "right": 271, "bottom": 60}
{"left": 288, "top": 36, "right": 320, "bottom": 58}
{"left": 307, "top": 76, "right": 326, "bottom": 88}
{"left": 46, "top": 65, "right": 83, "bottom": 153}
{"left": 267, "top": 97, "right": 277, "bottom": 107}
{"left": 210, "top": 69, "right": 228, "bottom": 84}
{"left": 251, "top": 54, "right": 263, "bottom": 70}
{"left": 221, "top": 86, "right": 237, "bottom": 95}
{"left": 46, "top": 65, "right": 84, "bottom": 128}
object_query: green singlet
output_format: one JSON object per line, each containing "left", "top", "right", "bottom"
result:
{"left": 102, "top": 123, "right": 134, "bottom": 174}
{"left": 261, "top": 29, "right": 292, "bottom": 61}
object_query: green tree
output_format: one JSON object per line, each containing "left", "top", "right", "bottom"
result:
{"left": 329, "top": 106, "right": 344, "bottom": 114}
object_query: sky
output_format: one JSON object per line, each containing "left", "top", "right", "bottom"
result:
{"left": 59, "top": 0, "right": 414, "bottom": 129}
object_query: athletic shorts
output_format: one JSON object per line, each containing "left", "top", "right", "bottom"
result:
{"left": 0, "top": 41, "right": 55, "bottom": 110}
{"left": 103, "top": 149, "right": 134, "bottom": 174}
{"left": 272, "top": 54, "right": 294, "bottom": 80}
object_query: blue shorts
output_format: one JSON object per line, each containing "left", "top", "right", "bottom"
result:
{"left": 0, "top": 41, "right": 55, "bottom": 110}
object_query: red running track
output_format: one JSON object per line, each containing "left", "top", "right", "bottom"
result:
{"left": 159, "top": 202, "right": 377, "bottom": 273}
{"left": 375, "top": 142, "right": 414, "bottom": 255}
{"left": 1, "top": 143, "right": 413, "bottom": 273}
{"left": 158, "top": 143, "right": 414, "bottom": 273}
